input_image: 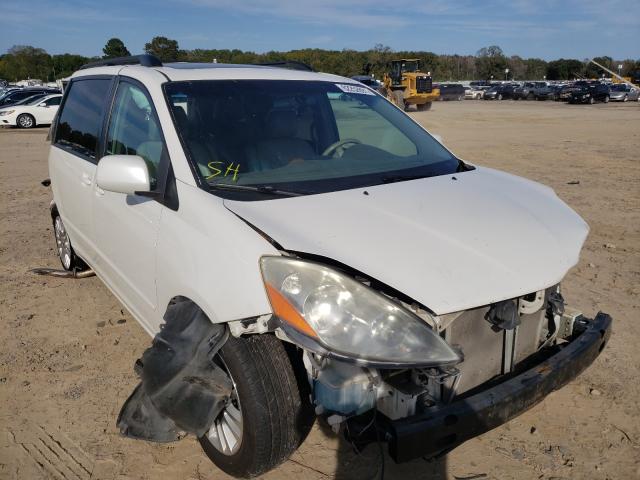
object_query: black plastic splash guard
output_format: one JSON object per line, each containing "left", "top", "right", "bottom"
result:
{"left": 117, "top": 299, "right": 233, "bottom": 442}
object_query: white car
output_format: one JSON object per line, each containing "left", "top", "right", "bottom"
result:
{"left": 0, "top": 94, "right": 62, "bottom": 128}
{"left": 47, "top": 55, "right": 611, "bottom": 478}
{"left": 464, "top": 87, "right": 484, "bottom": 99}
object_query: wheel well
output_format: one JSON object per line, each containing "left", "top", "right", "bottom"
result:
{"left": 50, "top": 203, "right": 58, "bottom": 221}
{"left": 163, "top": 295, "right": 308, "bottom": 390}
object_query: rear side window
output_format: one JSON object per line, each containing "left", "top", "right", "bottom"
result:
{"left": 44, "top": 96, "right": 61, "bottom": 106}
{"left": 55, "top": 78, "right": 111, "bottom": 160}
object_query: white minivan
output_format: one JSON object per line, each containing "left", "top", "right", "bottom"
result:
{"left": 48, "top": 55, "right": 611, "bottom": 478}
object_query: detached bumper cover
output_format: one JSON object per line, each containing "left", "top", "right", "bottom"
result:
{"left": 385, "top": 312, "right": 612, "bottom": 463}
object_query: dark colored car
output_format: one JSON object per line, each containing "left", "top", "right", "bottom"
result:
{"left": 350, "top": 75, "right": 384, "bottom": 93}
{"left": 437, "top": 83, "right": 465, "bottom": 100}
{"left": 554, "top": 84, "right": 580, "bottom": 101}
{"left": 533, "top": 84, "right": 561, "bottom": 101}
{"left": 569, "top": 82, "right": 611, "bottom": 104}
{"left": 514, "top": 82, "right": 547, "bottom": 100}
{"left": 0, "top": 88, "right": 60, "bottom": 108}
{"left": 483, "top": 83, "right": 518, "bottom": 100}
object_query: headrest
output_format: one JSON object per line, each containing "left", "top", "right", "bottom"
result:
{"left": 266, "top": 110, "right": 297, "bottom": 138}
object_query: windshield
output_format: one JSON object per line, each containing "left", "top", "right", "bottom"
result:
{"left": 611, "top": 84, "right": 627, "bottom": 91}
{"left": 164, "top": 80, "right": 463, "bottom": 199}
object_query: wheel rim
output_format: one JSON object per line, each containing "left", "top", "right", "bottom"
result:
{"left": 205, "top": 360, "right": 243, "bottom": 455}
{"left": 19, "top": 115, "right": 33, "bottom": 128}
{"left": 54, "top": 217, "right": 72, "bottom": 270}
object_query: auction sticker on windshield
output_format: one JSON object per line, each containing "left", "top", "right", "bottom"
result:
{"left": 336, "top": 84, "right": 375, "bottom": 96}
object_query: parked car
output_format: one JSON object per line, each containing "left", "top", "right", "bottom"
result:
{"left": 0, "top": 94, "right": 62, "bottom": 128}
{"left": 464, "top": 86, "right": 485, "bottom": 99}
{"left": 47, "top": 54, "right": 611, "bottom": 479}
{"left": 12, "top": 92, "right": 50, "bottom": 106}
{"left": 437, "top": 83, "right": 465, "bottom": 100}
{"left": 0, "top": 88, "right": 60, "bottom": 107}
{"left": 554, "top": 83, "right": 579, "bottom": 101}
{"left": 569, "top": 82, "right": 611, "bottom": 104}
{"left": 514, "top": 82, "right": 547, "bottom": 100}
{"left": 350, "top": 75, "right": 384, "bottom": 94}
{"left": 608, "top": 84, "right": 640, "bottom": 102}
{"left": 533, "top": 84, "right": 561, "bottom": 101}
{"left": 483, "top": 83, "right": 517, "bottom": 100}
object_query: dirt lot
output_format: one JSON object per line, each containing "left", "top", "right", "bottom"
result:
{"left": 1, "top": 100, "right": 638, "bottom": 480}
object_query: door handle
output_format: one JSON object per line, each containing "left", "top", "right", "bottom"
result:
{"left": 81, "top": 173, "right": 92, "bottom": 186}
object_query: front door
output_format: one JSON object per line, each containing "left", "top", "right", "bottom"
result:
{"left": 92, "top": 79, "right": 168, "bottom": 330}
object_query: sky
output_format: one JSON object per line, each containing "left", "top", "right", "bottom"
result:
{"left": 1, "top": 0, "right": 639, "bottom": 60}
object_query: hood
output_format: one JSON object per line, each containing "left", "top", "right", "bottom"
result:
{"left": 225, "top": 167, "right": 589, "bottom": 315}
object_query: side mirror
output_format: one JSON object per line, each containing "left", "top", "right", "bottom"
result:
{"left": 38, "top": 102, "right": 47, "bottom": 107}
{"left": 96, "top": 155, "right": 150, "bottom": 195}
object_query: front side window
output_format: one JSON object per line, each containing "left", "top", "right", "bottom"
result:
{"left": 165, "top": 80, "right": 461, "bottom": 199}
{"left": 55, "top": 78, "right": 111, "bottom": 159}
{"left": 105, "top": 82, "right": 164, "bottom": 189}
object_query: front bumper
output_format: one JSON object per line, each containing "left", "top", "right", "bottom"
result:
{"left": 383, "top": 312, "right": 612, "bottom": 463}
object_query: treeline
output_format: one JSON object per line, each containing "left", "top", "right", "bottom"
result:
{"left": 1, "top": 37, "right": 638, "bottom": 83}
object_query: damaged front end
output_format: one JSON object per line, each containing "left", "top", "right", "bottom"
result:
{"left": 262, "top": 255, "right": 612, "bottom": 462}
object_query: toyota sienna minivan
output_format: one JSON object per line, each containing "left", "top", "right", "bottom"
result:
{"left": 47, "top": 54, "right": 612, "bottom": 478}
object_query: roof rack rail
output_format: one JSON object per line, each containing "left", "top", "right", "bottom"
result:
{"left": 256, "top": 61, "right": 314, "bottom": 72}
{"left": 79, "top": 54, "right": 163, "bottom": 70}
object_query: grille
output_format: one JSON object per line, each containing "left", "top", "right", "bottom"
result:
{"left": 416, "top": 76, "right": 432, "bottom": 93}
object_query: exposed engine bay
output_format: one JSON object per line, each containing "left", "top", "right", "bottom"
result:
{"left": 298, "top": 285, "right": 582, "bottom": 427}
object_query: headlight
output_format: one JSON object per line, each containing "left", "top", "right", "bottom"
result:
{"left": 260, "top": 256, "right": 461, "bottom": 366}
{"left": 0, "top": 110, "right": 15, "bottom": 116}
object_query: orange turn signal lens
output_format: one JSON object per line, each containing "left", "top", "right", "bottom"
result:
{"left": 265, "top": 283, "right": 318, "bottom": 339}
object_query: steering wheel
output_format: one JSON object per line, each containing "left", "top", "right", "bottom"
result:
{"left": 322, "top": 138, "right": 362, "bottom": 158}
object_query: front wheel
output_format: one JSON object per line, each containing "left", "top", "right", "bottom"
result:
{"left": 199, "top": 334, "right": 313, "bottom": 478}
{"left": 416, "top": 102, "right": 432, "bottom": 111}
{"left": 17, "top": 113, "right": 35, "bottom": 129}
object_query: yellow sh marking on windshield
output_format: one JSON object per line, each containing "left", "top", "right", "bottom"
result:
{"left": 206, "top": 161, "right": 241, "bottom": 182}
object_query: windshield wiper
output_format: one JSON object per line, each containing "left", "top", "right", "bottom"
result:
{"left": 208, "top": 183, "right": 309, "bottom": 197}
{"left": 381, "top": 174, "right": 431, "bottom": 184}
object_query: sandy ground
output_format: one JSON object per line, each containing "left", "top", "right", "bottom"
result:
{"left": 0, "top": 100, "right": 638, "bottom": 480}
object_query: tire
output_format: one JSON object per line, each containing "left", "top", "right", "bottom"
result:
{"left": 527, "top": 92, "right": 535, "bottom": 100}
{"left": 17, "top": 113, "right": 35, "bottom": 129}
{"left": 52, "top": 214, "right": 87, "bottom": 271}
{"left": 199, "top": 334, "right": 314, "bottom": 478}
{"left": 392, "top": 90, "right": 405, "bottom": 110}
{"left": 417, "top": 102, "right": 432, "bottom": 111}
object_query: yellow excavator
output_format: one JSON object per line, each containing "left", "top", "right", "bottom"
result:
{"left": 382, "top": 59, "right": 439, "bottom": 111}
